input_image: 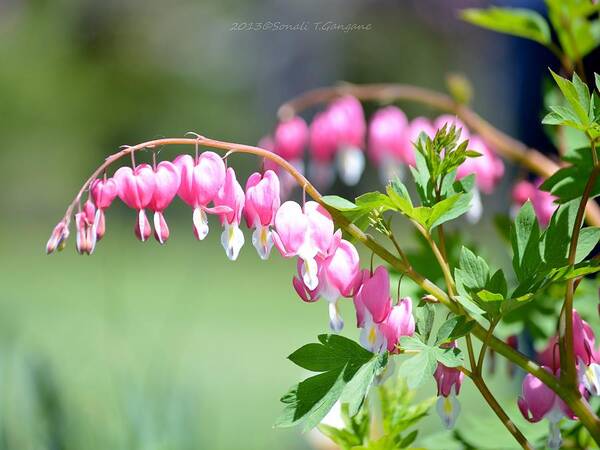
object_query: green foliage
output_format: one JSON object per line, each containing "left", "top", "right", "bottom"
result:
{"left": 461, "top": 7, "right": 551, "bottom": 45}
{"left": 397, "top": 336, "right": 463, "bottom": 389}
{"left": 546, "top": 0, "right": 600, "bottom": 60}
{"left": 319, "top": 380, "right": 434, "bottom": 450}
{"left": 541, "top": 147, "right": 600, "bottom": 202}
{"left": 542, "top": 71, "right": 600, "bottom": 139}
{"left": 276, "top": 335, "right": 387, "bottom": 431}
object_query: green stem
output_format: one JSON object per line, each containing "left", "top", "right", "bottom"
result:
{"left": 477, "top": 316, "right": 500, "bottom": 373}
{"left": 560, "top": 140, "right": 600, "bottom": 389}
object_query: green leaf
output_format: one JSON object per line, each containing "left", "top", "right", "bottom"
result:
{"left": 576, "top": 227, "right": 600, "bottom": 262}
{"left": 414, "top": 302, "right": 435, "bottom": 344}
{"left": 434, "top": 346, "right": 464, "bottom": 368}
{"left": 549, "top": 70, "right": 591, "bottom": 127}
{"left": 321, "top": 195, "right": 359, "bottom": 211}
{"left": 457, "top": 246, "right": 489, "bottom": 289}
{"left": 355, "top": 191, "right": 394, "bottom": 211}
{"left": 277, "top": 335, "right": 384, "bottom": 430}
{"left": 399, "top": 430, "right": 418, "bottom": 448}
{"left": 435, "top": 315, "right": 475, "bottom": 345}
{"left": 511, "top": 201, "right": 542, "bottom": 282}
{"left": 542, "top": 200, "right": 578, "bottom": 268}
{"left": 476, "top": 289, "right": 504, "bottom": 302}
{"left": 461, "top": 7, "right": 551, "bottom": 44}
{"left": 341, "top": 352, "right": 388, "bottom": 417}
{"left": 397, "top": 348, "right": 438, "bottom": 389}
{"left": 540, "top": 147, "right": 600, "bottom": 203}
{"left": 429, "top": 192, "right": 473, "bottom": 229}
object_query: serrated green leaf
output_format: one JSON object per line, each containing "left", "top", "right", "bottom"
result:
{"left": 398, "top": 349, "right": 438, "bottom": 389}
{"left": 457, "top": 246, "right": 489, "bottom": 289}
{"left": 576, "top": 227, "right": 600, "bottom": 262}
{"left": 476, "top": 289, "right": 504, "bottom": 302}
{"left": 414, "top": 302, "right": 435, "bottom": 344}
{"left": 435, "top": 346, "right": 464, "bottom": 368}
{"left": 435, "top": 315, "right": 475, "bottom": 345}
{"left": 511, "top": 201, "right": 542, "bottom": 282}
{"left": 461, "top": 7, "right": 551, "bottom": 44}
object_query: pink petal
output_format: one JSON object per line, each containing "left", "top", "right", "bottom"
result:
{"left": 150, "top": 161, "right": 181, "bottom": 212}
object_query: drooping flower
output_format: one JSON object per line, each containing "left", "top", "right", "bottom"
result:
{"left": 75, "top": 200, "right": 97, "bottom": 255}
{"left": 90, "top": 177, "right": 118, "bottom": 240}
{"left": 214, "top": 167, "right": 245, "bottom": 261}
{"left": 308, "top": 96, "right": 367, "bottom": 187}
{"left": 174, "top": 152, "right": 229, "bottom": 240}
{"left": 368, "top": 106, "right": 408, "bottom": 182}
{"left": 434, "top": 345, "right": 464, "bottom": 429}
{"left": 273, "top": 200, "right": 334, "bottom": 291}
{"left": 309, "top": 111, "right": 338, "bottom": 189}
{"left": 353, "top": 267, "right": 415, "bottom": 353}
{"left": 354, "top": 267, "right": 392, "bottom": 325}
{"left": 148, "top": 161, "right": 181, "bottom": 244}
{"left": 293, "top": 238, "right": 360, "bottom": 331}
{"left": 379, "top": 298, "right": 415, "bottom": 353}
{"left": 512, "top": 179, "right": 557, "bottom": 227}
{"left": 518, "top": 368, "right": 575, "bottom": 450}
{"left": 260, "top": 135, "right": 300, "bottom": 200}
{"left": 537, "top": 310, "right": 596, "bottom": 370}
{"left": 114, "top": 164, "right": 156, "bottom": 242}
{"left": 400, "top": 117, "right": 435, "bottom": 166}
{"left": 244, "top": 170, "right": 281, "bottom": 260}
{"left": 274, "top": 116, "right": 308, "bottom": 162}
{"left": 46, "top": 220, "right": 69, "bottom": 254}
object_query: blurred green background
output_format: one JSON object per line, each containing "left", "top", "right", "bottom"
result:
{"left": 0, "top": 0, "right": 579, "bottom": 449}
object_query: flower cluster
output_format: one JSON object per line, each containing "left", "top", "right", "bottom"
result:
{"left": 516, "top": 310, "right": 600, "bottom": 449}
{"left": 47, "top": 153, "right": 281, "bottom": 261}
{"left": 266, "top": 98, "right": 505, "bottom": 222}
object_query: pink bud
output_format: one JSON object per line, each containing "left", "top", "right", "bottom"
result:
{"left": 368, "top": 106, "right": 408, "bottom": 166}
{"left": 244, "top": 170, "right": 280, "bottom": 228}
{"left": 91, "top": 178, "right": 118, "bottom": 210}
{"left": 274, "top": 117, "right": 308, "bottom": 161}
{"left": 354, "top": 266, "right": 392, "bottom": 324}
{"left": 75, "top": 208, "right": 96, "bottom": 255}
{"left": 379, "top": 297, "right": 415, "bottom": 353}
{"left": 46, "top": 221, "right": 69, "bottom": 254}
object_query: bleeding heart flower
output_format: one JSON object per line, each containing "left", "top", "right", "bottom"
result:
{"left": 434, "top": 344, "right": 464, "bottom": 429}
{"left": 114, "top": 164, "right": 156, "bottom": 242}
{"left": 148, "top": 161, "right": 180, "bottom": 244}
{"left": 273, "top": 201, "right": 335, "bottom": 291}
{"left": 379, "top": 297, "right": 415, "bottom": 353}
{"left": 46, "top": 220, "right": 70, "bottom": 254}
{"left": 274, "top": 116, "right": 308, "bottom": 161}
{"left": 293, "top": 238, "right": 360, "bottom": 332}
{"left": 214, "top": 167, "right": 245, "bottom": 261}
{"left": 368, "top": 106, "right": 409, "bottom": 182}
{"left": 244, "top": 170, "right": 281, "bottom": 260}
{"left": 354, "top": 266, "right": 392, "bottom": 325}
{"left": 90, "top": 177, "right": 118, "bottom": 240}
{"left": 75, "top": 200, "right": 97, "bottom": 255}
{"left": 174, "top": 152, "right": 229, "bottom": 240}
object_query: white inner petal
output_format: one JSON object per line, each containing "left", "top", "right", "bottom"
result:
{"left": 328, "top": 301, "right": 344, "bottom": 333}
{"left": 301, "top": 256, "right": 319, "bottom": 291}
{"left": 193, "top": 207, "right": 209, "bottom": 240}
{"left": 466, "top": 188, "right": 482, "bottom": 224}
{"left": 252, "top": 225, "right": 273, "bottom": 260}
{"left": 337, "top": 146, "right": 365, "bottom": 186}
{"left": 221, "top": 223, "right": 245, "bottom": 261}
